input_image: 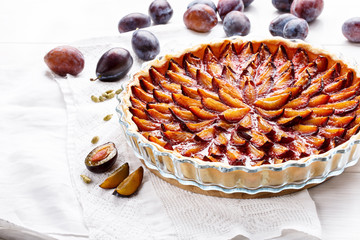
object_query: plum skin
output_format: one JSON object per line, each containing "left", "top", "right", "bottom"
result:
{"left": 187, "top": 0, "right": 217, "bottom": 12}
{"left": 223, "top": 11, "right": 250, "bottom": 37}
{"left": 290, "top": 0, "right": 324, "bottom": 23}
{"left": 149, "top": 0, "right": 173, "bottom": 24}
{"left": 242, "top": 0, "right": 254, "bottom": 8}
{"left": 217, "top": 0, "right": 244, "bottom": 21}
{"left": 272, "top": 0, "right": 294, "bottom": 12}
{"left": 269, "top": 13, "right": 298, "bottom": 37}
{"left": 96, "top": 48, "right": 133, "bottom": 82}
{"left": 283, "top": 18, "right": 309, "bottom": 40}
{"left": 183, "top": 4, "right": 218, "bottom": 33}
{"left": 44, "top": 46, "right": 84, "bottom": 77}
{"left": 132, "top": 30, "right": 160, "bottom": 61}
{"left": 118, "top": 13, "right": 151, "bottom": 33}
{"left": 342, "top": 17, "right": 360, "bottom": 43}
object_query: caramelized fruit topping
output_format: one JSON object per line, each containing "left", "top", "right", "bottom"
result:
{"left": 129, "top": 40, "right": 360, "bottom": 167}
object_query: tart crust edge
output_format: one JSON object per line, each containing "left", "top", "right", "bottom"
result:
{"left": 120, "top": 37, "right": 360, "bottom": 170}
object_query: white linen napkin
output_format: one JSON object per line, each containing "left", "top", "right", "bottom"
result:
{"left": 55, "top": 24, "right": 322, "bottom": 240}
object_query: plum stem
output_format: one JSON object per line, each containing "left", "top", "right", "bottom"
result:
{"left": 90, "top": 76, "right": 101, "bottom": 81}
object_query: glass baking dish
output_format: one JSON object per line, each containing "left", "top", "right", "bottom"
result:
{"left": 116, "top": 37, "right": 360, "bottom": 196}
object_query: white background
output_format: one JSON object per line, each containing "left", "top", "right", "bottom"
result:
{"left": 1, "top": 0, "right": 360, "bottom": 239}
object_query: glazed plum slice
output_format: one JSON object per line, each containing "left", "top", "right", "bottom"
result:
{"left": 128, "top": 40, "right": 360, "bottom": 166}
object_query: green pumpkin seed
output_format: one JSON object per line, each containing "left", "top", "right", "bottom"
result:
{"left": 115, "top": 89, "right": 122, "bottom": 95}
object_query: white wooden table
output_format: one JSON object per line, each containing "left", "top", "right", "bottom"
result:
{"left": 1, "top": 0, "right": 360, "bottom": 239}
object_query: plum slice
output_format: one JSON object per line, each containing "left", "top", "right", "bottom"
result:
{"left": 100, "top": 162, "right": 130, "bottom": 189}
{"left": 85, "top": 142, "right": 117, "bottom": 173}
{"left": 114, "top": 167, "right": 144, "bottom": 197}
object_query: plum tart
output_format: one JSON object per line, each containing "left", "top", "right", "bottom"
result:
{"left": 118, "top": 38, "right": 360, "bottom": 194}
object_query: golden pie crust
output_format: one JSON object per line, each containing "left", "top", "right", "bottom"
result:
{"left": 119, "top": 37, "right": 360, "bottom": 191}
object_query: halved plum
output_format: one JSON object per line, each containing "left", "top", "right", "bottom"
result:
{"left": 85, "top": 142, "right": 118, "bottom": 173}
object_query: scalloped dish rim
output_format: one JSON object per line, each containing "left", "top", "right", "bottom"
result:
{"left": 116, "top": 36, "right": 360, "bottom": 193}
